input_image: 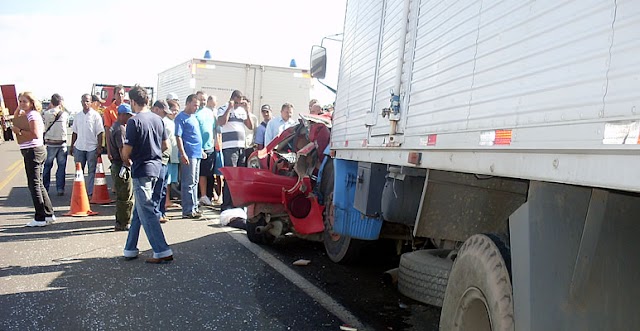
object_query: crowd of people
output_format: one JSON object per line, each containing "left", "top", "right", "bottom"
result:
{"left": 10, "top": 85, "right": 333, "bottom": 263}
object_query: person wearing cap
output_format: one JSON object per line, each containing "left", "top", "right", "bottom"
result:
{"left": 175, "top": 94, "right": 203, "bottom": 219}
{"left": 109, "top": 103, "right": 134, "bottom": 231}
{"left": 70, "top": 94, "right": 104, "bottom": 197}
{"left": 195, "top": 95, "right": 217, "bottom": 207}
{"left": 42, "top": 93, "right": 69, "bottom": 196}
{"left": 264, "top": 103, "right": 297, "bottom": 146}
{"left": 150, "top": 100, "right": 172, "bottom": 223}
{"left": 166, "top": 92, "right": 179, "bottom": 103}
{"left": 122, "top": 86, "right": 173, "bottom": 263}
{"left": 254, "top": 104, "right": 272, "bottom": 150}
{"left": 103, "top": 85, "right": 125, "bottom": 161}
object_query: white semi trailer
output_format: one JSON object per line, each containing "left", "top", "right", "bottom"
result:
{"left": 312, "top": 0, "right": 640, "bottom": 330}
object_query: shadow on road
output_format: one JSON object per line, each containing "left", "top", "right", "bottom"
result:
{"left": 0, "top": 230, "right": 343, "bottom": 331}
{"left": 0, "top": 219, "right": 115, "bottom": 243}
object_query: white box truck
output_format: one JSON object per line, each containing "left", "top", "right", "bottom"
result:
{"left": 311, "top": 0, "right": 640, "bottom": 330}
{"left": 157, "top": 58, "right": 311, "bottom": 120}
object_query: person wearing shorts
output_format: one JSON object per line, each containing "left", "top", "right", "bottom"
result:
{"left": 196, "top": 95, "right": 217, "bottom": 207}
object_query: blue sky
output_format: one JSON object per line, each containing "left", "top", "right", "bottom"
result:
{"left": 0, "top": 0, "right": 346, "bottom": 109}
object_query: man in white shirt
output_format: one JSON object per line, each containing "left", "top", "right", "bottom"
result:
{"left": 264, "top": 103, "right": 297, "bottom": 146}
{"left": 70, "top": 94, "right": 104, "bottom": 197}
{"left": 42, "top": 93, "right": 69, "bottom": 196}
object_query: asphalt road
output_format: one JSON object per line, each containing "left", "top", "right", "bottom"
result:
{"left": 0, "top": 140, "right": 440, "bottom": 331}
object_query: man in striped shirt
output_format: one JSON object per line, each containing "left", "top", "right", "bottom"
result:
{"left": 217, "top": 90, "right": 253, "bottom": 211}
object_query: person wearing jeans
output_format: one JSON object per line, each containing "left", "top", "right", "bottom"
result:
{"left": 72, "top": 147, "right": 97, "bottom": 194}
{"left": 13, "top": 92, "right": 55, "bottom": 227}
{"left": 124, "top": 176, "right": 172, "bottom": 260}
{"left": 121, "top": 86, "right": 172, "bottom": 264}
{"left": 174, "top": 94, "right": 203, "bottom": 219}
{"left": 42, "top": 93, "right": 69, "bottom": 195}
{"left": 150, "top": 100, "right": 172, "bottom": 223}
{"left": 43, "top": 145, "right": 67, "bottom": 194}
{"left": 70, "top": 94, "right": 104, "bottom": 197}
{"left": 179, "top": 156, "right": 200, "bottom": 216}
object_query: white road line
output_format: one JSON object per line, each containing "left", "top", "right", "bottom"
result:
{"left": 227, "top": 230, "right": 370, "bottom": 331}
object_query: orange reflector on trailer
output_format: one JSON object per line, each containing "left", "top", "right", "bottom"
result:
{"left": 494, "top": 129, "right": 512, "bottom": 145}
{"left": 480, "top": 129, "right": 512, "bottom": 146}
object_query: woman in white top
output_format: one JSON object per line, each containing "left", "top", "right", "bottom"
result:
{"left": 13, "top": 92, "right": 55, "bottom": 227}
{"left": 164, "top": 100, "right": 181, "bottom": 210}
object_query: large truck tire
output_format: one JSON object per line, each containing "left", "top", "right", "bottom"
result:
{"left": 246, "top": 215, "right": 275, "bottom": 245}
{"left": 321, "top": 159, "right": 363, "bottom": 264}
{"left": 398, "top": 249, "right": 454, "bottom": 307}
{"left": 439, "top": 234, "right": 514, "bottom": 331}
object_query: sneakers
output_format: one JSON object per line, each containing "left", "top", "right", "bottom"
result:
{"left": 26, "top": 220, "right": 47, "bottom": 227}
{"left": 160, "top": 214, "right": 169, "bottom": 223}
{"left": 198, "top": 196, "right": 212, "bottom": 206}
{"left": 45, "top": 215, "right": 56, "bottom": 224}
{"left": 182, "top": 212, "right": 202, "bottom": 220}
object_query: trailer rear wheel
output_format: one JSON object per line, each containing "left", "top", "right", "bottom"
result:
{"left": 321, "top": 159, "right": 363, "bottom": 264}
{"left": 439, "top": 234, "right": 514, "bottom": 331}
{"left": 323, "top": 192, "right": 363, "bottom": 263}
{"left": 398, "top": 249, "right": 454, "bottom": 307}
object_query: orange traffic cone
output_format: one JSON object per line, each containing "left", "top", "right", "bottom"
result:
{"left": 65, "top": 162, "right": 98, "bottom": 216}
{"left": 91, "top": 156, "right": 113, "bottom": 204}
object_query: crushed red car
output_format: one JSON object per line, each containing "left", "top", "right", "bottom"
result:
{"left": 220, "top": 114, "right": 354, "bottom": 255}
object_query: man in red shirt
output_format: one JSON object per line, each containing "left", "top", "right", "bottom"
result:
{"left": 103, "top": 85, "right": 125, "bottom": 161}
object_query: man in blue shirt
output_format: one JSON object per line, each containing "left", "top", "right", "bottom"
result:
{"left": 264, "top": 103, "right": 297, "bottom": 146}
{"left": 175, "top": 94, "right": 203, "bottom": 219}
{"left": 121, "top": 86, "right": 172, "bottom": 264}
{"left": 254, "top": 104, "right": 272, "bottom": 150}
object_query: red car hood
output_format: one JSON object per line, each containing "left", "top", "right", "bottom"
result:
{"left": 219, "top": 167, "right": 298, "bottom": 206}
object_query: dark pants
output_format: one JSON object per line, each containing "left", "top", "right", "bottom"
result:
{"left": 3, "top": 127, "right": 14, "bottom": 141}
{"left": 21, "top": 146, "right": 54, "bottom": 221}
{"left": 111, "top": 161, "right": 133, "bottom": 227}
{"left": 221, "top": 148, "right": 245, "bottom": 211}
{"left": 199, "top": 150, "right": 215, "bottom": 199}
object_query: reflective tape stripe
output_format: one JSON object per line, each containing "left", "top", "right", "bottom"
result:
{"left": 94, "top": 178, "right": 107, "bottom": 186}
{"left": 603, "top": 121, "right": 640, "bottom": 144}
